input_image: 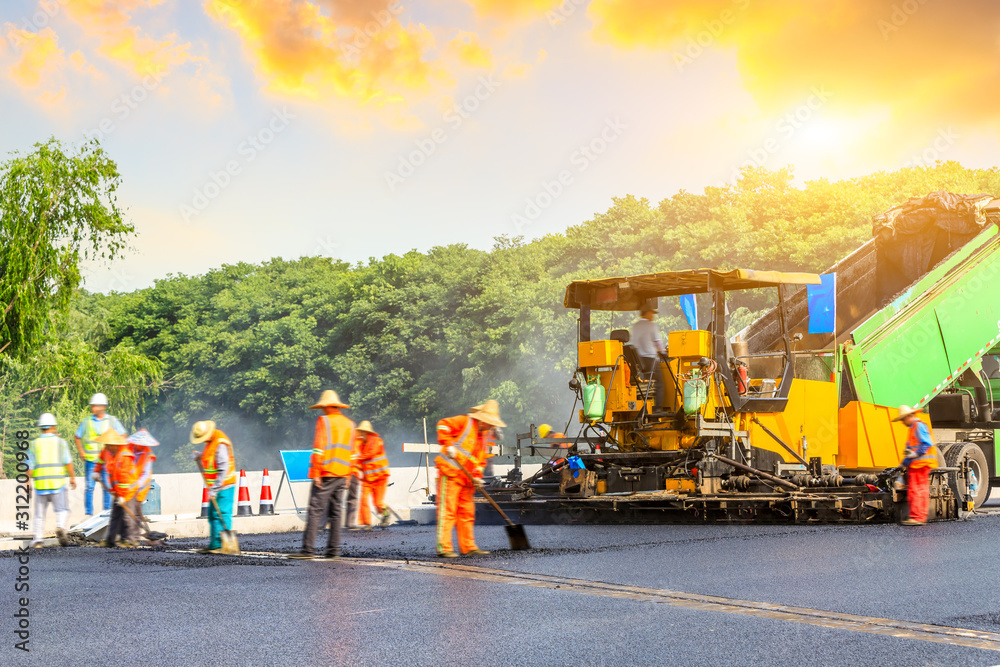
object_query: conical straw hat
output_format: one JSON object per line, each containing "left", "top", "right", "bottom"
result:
{"left": 892, "top": 405, "right": 921, "bottom": 422}
{"left": 310, "top": 389, "right": 350, "bottom": 409}
{"left": 189, "top": 420, "right": 216, "bottom": 444}
{"left": 469, "top": 399, "right": 506, "bottom": 428}
{"left": 356, "top": 420, "right": 376, "bottom": 434}
{"left": 97, "top": 429, "right": 128, "bottom": 446}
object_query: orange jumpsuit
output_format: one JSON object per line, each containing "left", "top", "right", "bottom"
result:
{"left": 435, "top": 415, "right": 490, "bottom": 555}
{"left": 358, "top": 434, "right": 390, "bottom": 526}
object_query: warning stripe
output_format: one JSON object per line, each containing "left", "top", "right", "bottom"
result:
{"left": 918, "top": 334, "right": 1000, "bottom": 407}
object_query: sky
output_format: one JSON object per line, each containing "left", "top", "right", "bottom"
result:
{"left": 1, "top": 0, "right": 999, "bottom": 293}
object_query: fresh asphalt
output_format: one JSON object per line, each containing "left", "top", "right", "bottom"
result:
{"left": 6, "top": 495, "right": 1000, "bottom": 666}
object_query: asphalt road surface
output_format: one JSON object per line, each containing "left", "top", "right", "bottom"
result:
{"left": 6, "top": 503, "right": 1000, "bottom": 666}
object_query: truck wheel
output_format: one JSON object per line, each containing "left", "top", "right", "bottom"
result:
{"left": 944, "top": 443, "right": 991, "bottom": 508}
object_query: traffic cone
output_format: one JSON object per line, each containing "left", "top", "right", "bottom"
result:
{"left": 199, "top": 487, "right": 209, "bottom": 519}
{"left": 258, "top": 468, "right": 274, "bottom": 515}
{"left": 236, "top": 469, "right": 253, "bottom": 516}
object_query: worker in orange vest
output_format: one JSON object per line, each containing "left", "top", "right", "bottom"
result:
{"left": 190, "top": 421, "right": 237, "bottom": 554}
{"left": 894, "top": 405, "right": 939, "bottom": 526}
{"left": 435, "top": 399, "right": 505, "bottom": 558}
{"left": 95, "top": 430, "right": 140, "bottom": 547}
{"left": 356, "top": 421, "right": 391, "bottom": 529}
{"left": 290, "top": 390, "right": 355, "bottom": 560}
{"left": 129, "top": 429, "right": 159, "bottom": 521}
{"left": 344, "top": 422, "right": 364, "bottom": 531}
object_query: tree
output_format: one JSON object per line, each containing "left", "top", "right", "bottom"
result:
{"left": 0, "top": 138, "right": 133, "bottom": 359}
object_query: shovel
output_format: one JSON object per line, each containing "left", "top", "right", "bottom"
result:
{"left": 195, "top": 461, "right": 241, "bottom": 555}
{"left": 443, "top": 455, "right": 530, "bottom": 551}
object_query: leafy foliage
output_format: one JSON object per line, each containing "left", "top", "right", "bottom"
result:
{"left": 83, "top": 162, "right": 1000, "bottom": 471}
{"left": 0, "top": 138, "right": 133, "bottom": 359}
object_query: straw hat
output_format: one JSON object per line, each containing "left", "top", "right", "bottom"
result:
{"left": 310, "top": 389, "right": 350, "bottom": 410}
{"left": 97, "top": 429, "right": 128, "bottom": 446}
{"left": 469, "top": 399, "right": 506, "bottom": 428}
{"left": 189, "top": 420, "right": 216, "bottom": 444}
{"left": 892, "top": 405, "right": 921, "bottom": 422}
{"left": 356, "top": 420, "right": 376, "bottom": 435}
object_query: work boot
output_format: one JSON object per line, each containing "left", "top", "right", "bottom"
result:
{"left": 287, "top": 550, "right": 315, "bottom": 560}
{"left": 463, "top": 549, "right": 491, "bottom": 557}
{"left": 101, "top": 540, "right": 116, "bottom": 548}
{"left": 196, "top": 547, "right": 221, "bottom": 554}
{"left": 316, "top": 552, "right": 341, "bottom": 561}
{"left": 900, "top": 519, "right": 926, "bottom": 526}
{"left": 438, "top": 551, "right": 459, "bottom": 558}
{"left": 56, "top": 529, "right": 69, "bottom": 547}
{"left": 380, "top": 509, "right": 391, "bottom": 528}
{"left": 346, "top": 524, "right": 363, "bottom": 531}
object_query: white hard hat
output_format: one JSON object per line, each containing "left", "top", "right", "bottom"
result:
{"left": 37, "top": 413, "right": 57, "bottom": 428}
{"left": 89, "top": 393, "right": 109, "bottom": 406}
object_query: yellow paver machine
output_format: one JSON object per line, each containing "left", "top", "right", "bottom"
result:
{"left": 489, "top": 193, "right": 1000, "bottom": 524}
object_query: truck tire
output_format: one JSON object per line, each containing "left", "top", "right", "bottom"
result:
{"left": 944, "top": 442, "right": 991, "bottom": 508}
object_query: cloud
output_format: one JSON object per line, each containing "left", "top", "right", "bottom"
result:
{"left": 205, "top": 0, "right": 446, "bottom": 109}
{"left": 462, "top": 0, "right": 563, "bottom": 19}
{"left": 5, "top": 26, "right": 64, "bottom": 88}
{"left": 586, "top": 0, "right": 1000, "bottom": 129}
{"left": 62, "top": 0, "right": 193, "bottom": 77}
{"left": 447, "top": 31, "right": 493, "bottom": 69}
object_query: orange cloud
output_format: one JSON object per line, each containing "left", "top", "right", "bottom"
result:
{"left": 462, "top": 0, "right": 563, "bottom": 18}
{"left": 205, "top": 0, "right": 445, "bottom": 108}
{"left": 63, "top": 0, "right": 192, "bottom": 77}
{"left": 587, "top": 0, "right": 1000, "bottom": 128}
{"left": 6, "top": 26, "right": 64, "bottom": 88}
{"left": 447, "top": 31, "right": 493, "bottom": 69}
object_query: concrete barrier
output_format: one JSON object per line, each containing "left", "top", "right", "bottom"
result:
{"left": 0, "top": 463, "right": 539, "bottom": 537}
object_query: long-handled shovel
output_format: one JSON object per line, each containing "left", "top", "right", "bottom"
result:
{"left": 195, "top": 462, "right": 241, "bottom": 555}
{"left": 443, "top": 455, "right": 530, "bottom": 550}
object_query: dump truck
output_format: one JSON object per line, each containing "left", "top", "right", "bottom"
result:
{"left": 487, "top": 192, "right": 1000, "bottom": 524}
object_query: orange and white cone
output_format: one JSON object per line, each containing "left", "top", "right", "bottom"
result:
{"left": 236, "top": 470, "right": 253, "bottom": 516}
{"left": 258, "top": 468, "right": 274, "bottom": 515}
{"left": 199, "top": 487, "right": 209, "bottom": 518}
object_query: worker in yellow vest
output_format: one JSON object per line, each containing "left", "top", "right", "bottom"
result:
{"left": 190, "top": 421, "right": 237, "bottom": 554}
{"left": 28, "top": 413, "right": 77, "bottom": 548}
{"left": 290, "top": 390, "right": 355, "bottom": 560}
{"left": 356, "top": 421, "right": 391, "bottom": 529}
{"left": 74, "top": 393, "right": 126, "bottom": 516}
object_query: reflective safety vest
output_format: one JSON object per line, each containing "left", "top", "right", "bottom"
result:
{"left": 134, "top": 447, "right": 156, "bottom": 502}
{"left": 81, "top": 415, "right": 122, "bottom": 463}
{"left": 201, "top": 431, "right": 237, "bottom": 490}
{"left": 361, "top": 435, "right": 390, "bottom": 482}
{"left": 311, "top": 414, "right": 355, "bottom": 478}
{"left": 435, "top": 415, "right": 488, "bottom": 484}
{"left": 111, "top": 446, "right": 140, "bottom": 502}
{"left": 94, "top": 448, "right": 114, "bottom": 490}
{"left": 29, "top": 435, "right": 68, "bottom": 491}
{"left": 905, "top": 422, "right": 939, "bottom": 470}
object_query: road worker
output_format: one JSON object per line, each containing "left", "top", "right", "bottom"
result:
{"left": 435, "top": 399, "right": 505, "bottom": 558}
{"left": 190, "top": 421, "right": 237, "bottom": 554}
{"left": 96, "top": 429, "right": 141, "bottom": 547}
{"left": 356, "top": 421, "right": 391, "bottom": 529}
{"left": 894, "top": 405, "right": 938, "bottom": 526}
{"left": 630, "top": 305, "right": 666, "bottom": 412}
{"left": 290, "top": 390, "right": 355, "bottom": 560}
{"left": 28, "top": 413, "right": 76, "bottom": 548}
{"left": 74, "top": 393, "right": 126, "bottom": 516}
{"left": 344, "top": 424, "right": 363, "bottom": 531}
{"left": 129, "top": 429, "right": 159, "bottom": 524}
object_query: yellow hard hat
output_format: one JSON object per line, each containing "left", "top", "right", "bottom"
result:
{"left": 538, "top": 424, "right": 552, "bottom": 438}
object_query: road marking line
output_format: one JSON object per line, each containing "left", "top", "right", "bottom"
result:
{"left": 164, "top": 548, "right": 1000, "bottom": 651}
